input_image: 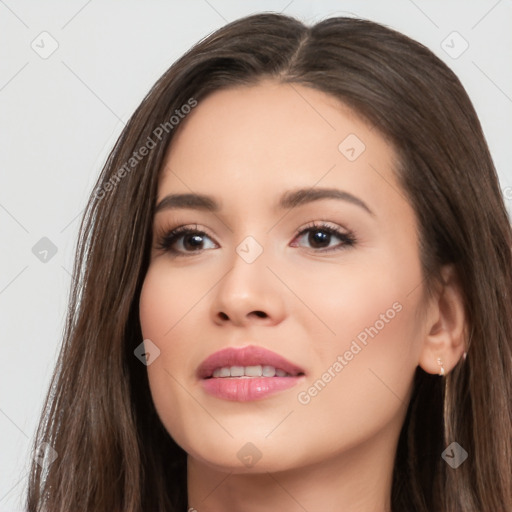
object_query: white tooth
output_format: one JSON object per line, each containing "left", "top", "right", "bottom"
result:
{"left": 262, "top": 365, "right": 276, "bottom": 377}
{"left": 218, "top": 367, "right": 231, "bottom": 377}
{"left": 230, "top": 365, "right": 245, "bottom": 377}
{"left": 245, "top": 365, "right": 263, "bottom": 377}
{"left": 212, "top": 365, "right": 288, "bottom": 378}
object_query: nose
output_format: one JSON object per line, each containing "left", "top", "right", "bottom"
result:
{"left": 210, "top": 244, "right": 286, "bottom": 328}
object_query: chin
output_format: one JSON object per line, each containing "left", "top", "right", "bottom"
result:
{"left": 180, "top": 433, "right": 305, "bottom": 474}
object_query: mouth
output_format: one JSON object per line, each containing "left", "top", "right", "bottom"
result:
{"left": 197, "top": 345, "right": 306, "bottom": 401}
{"left": 197, "top": 344, "right": 306, "bottom": 379}
{"left": 208, "top": 364, "right": 302, "bottom": 379}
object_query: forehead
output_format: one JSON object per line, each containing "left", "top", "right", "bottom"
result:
{"left": 157, "top": 80, "right": 399, "bottom": 214}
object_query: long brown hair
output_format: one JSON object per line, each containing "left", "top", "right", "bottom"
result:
{"left": 27, "top": 13, "right": 512, "bottom": 511}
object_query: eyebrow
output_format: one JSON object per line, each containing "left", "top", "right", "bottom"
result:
{"left": 154, "top": 187, "right": 374, "bottom": 216}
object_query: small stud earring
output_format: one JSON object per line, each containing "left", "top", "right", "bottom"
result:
{"left": 436, "top": 357, "right": 445, "bottom": 376}
{"left": 463, "top": 351, "right": 467, "bottom": 361}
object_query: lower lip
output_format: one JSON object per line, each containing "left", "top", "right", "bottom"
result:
{"left": 201, "top": 376, "right": 304, "bottom": 401}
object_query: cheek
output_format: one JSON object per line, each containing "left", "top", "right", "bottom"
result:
{"left": 139, "top": 261, "right": 227, "bottom": 440}
{"left": 284, "top": 248, "right": 424, "bottom": 364}
{"left": 289, "top": 252, "right": 425, "bottom": 441}
{"left": 139, "top": 272, "right": 175, "bottom": 350}
{"left": 139, "top": 260, "right": 212, "bottom": 353}
{"left": 138, "top": 265, "right": 200, "bottom": 447}
{"left": 139, "top": 263, "right": 208, "bottom": 379}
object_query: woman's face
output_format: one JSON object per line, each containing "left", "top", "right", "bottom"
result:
{"left": 139, "top": 80, "right": 430, "bottom": 473}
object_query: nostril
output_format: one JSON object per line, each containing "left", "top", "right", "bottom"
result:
{"left": 217, "top": 310, "right": 268, "bottom": 321}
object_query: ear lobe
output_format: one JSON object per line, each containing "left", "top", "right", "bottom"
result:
{"left": 418, "top": 265, "right": 467, "bottom": 376}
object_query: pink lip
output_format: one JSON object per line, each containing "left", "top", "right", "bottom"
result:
{"left": 197, "top": 345, "right": 306, "bottom": 402}
{"left": 197, "top": 345, "right": 305, "bottom": 379}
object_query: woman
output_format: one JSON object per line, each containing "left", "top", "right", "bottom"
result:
{"left": 27, "top": 12, "right": 512, "bottom": 512}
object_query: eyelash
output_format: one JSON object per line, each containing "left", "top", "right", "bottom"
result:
{"left": 155, "top": 221, "right": 357, "bottom": 257}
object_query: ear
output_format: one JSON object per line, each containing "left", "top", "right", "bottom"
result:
{"left": 418, "top": 264, "right": 467, "bottom": 376}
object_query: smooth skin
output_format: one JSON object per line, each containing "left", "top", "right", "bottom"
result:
{"left": 139, "top": 80, "right": 466, "bottom": 512}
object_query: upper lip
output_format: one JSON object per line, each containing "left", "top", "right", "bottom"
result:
{"left": 197, "top": 345, "right": 306, "bottom": 379}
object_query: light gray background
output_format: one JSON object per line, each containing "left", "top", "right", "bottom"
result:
{"left": 1, "top": 1, "right": 511, "bottom": 510}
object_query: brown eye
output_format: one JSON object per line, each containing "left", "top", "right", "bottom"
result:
{"left": 306, "top": 229, "right": 331, "bottom": 249}
{"left": 156, "top": 226, "right": 217, "bottom": 255}
{"left": 291, "top": 223, "right": 356, "bottom": 252}
{"left": 181, "top": 233, "right": 206, "bottom": 251}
